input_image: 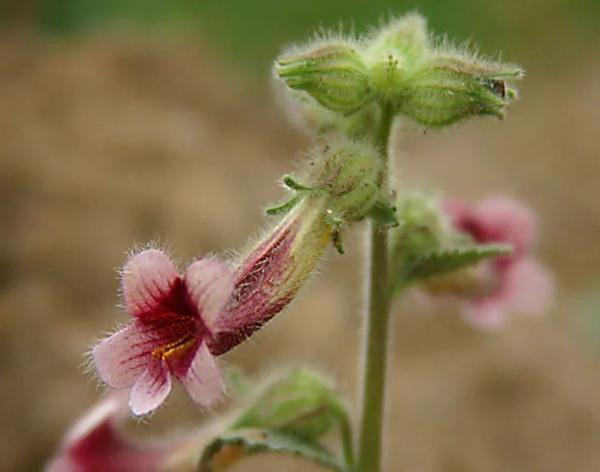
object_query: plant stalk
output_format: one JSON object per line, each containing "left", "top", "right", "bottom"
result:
{"left": 356, "top": 103, "right": 395, "bottom": 471}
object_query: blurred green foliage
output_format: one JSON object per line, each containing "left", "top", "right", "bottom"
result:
{"left": 2, "top": 0, "right": 599, "bottom": 77}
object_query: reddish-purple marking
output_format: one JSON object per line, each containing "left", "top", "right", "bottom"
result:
{"left": 209, "top": 222, "right": 298, "bottom": 355}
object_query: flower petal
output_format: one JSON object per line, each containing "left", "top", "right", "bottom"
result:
{"left": 185, "top": 257, "right": 233, "bottom": 331}
{"left": 129, "top": 359, "right": 172, "bottom": 416}
{"left": 93, "top": 325, "right": 153, "bottom": 389}
{"left": 62, "top": 391, "right": 129, "bottom": 448}
{"left": 178, "top": 342, "right": 224, "bottom": 407}
{"left": 504, "top": 258, "right": 554, "bottom": 317}
{"left": 474, "top": 197, "right": 537, "bottom": 256}
{"left": 461, "top": 259, "right": 553, "bottom": 328}
{"left": 462, "top": 298, "right": 508, "bottom": 329}
{"left": 444, "top": 197, "right": 537, "bottom": 258}
{"left": 122, "top": 249, "right": 180, "bottom": 319}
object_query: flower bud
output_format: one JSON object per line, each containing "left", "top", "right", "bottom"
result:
{"left": 212, "top": 199, "right": 333, "bottom": 353}
{"left": 314, "top": 142, "right": 382, "bottom": 223}
{"left": 395, "top": 54, "right": 524, "bottom": 126}
{"left": 212, "top": 144, "right": 383, "bottom": 353}
{"left": 369, "top": 13, "right": 429, "bottom": 62}
{"left": 392, "top": 194, "right": 447, "bottom": 261}
{"left": 365, "top": 13, "right": 429, "bottom": 101}
{"left": 276, "top": 41, "right": 373, "bottom": 115}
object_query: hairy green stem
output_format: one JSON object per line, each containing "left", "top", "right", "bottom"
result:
{"left": 356, "top": 103, "right": 395, "bottom": 471}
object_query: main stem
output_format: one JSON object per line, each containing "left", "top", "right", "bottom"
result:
{"left": 357, "top": 103, "right": 395, "bottom": 472}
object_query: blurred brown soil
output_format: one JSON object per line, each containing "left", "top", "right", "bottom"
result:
{"left": 0, "top": 33, "right": 599, "bottom": 471}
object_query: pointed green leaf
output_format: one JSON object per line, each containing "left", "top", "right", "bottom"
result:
{"left": 265, "top": 194, "right": 303, "bottom": 216}
{"left": 398, "top": 244, "right": 511, "bottom": 288}
{"left": 199, "top": 429, "right": 343, "bottom": 471}
{"left": 283, "top": 175, "right": 314, "bottom": 191}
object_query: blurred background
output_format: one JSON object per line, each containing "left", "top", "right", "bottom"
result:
{"left": 1, "top": 1, "right": 599, "bottom": 470}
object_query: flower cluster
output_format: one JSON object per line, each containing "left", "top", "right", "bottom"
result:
{"left": 49, "top": 12, "right": 552, "bottom": 472}
{"left": 276, "top": 13, "right": 523, "bottom": 128}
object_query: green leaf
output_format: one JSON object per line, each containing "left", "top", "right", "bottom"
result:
{"left": 199, "top": 369, "right": 355, "bottom": 471}
{"left": 283, "top": 175, "right": 314, "bottom": 191}
{"left": 231, "top": 368, "right": 347, "bottom": 442}
{"left": 399, "top": 244, "right": 511, "bottom": 285}
{"left": 198, "top": 429, "right": 344, "bottom": 471}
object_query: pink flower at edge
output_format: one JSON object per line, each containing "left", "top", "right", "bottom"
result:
{"left": 46, "top": 392, "right": 200, "bottom": 472}
{"left": 93, "top": 250, "right": 233, "bottom": 416}
{"left": 443, "top": 196, "right": 554, "bottom": 328}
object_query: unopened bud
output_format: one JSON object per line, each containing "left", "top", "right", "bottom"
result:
{"left": 393, "top": 195, "right": 446, "bottom": 261}
{"left": 266, "top": 143, "right": 384, "bottom": 256}
{"left": 371, "top": 13, "right": 429, "bottom": 60}
{"left": 396, "top": 54, "right": 524, "bottom": 126}
{"left": 276, "top": 41, "right": 373, "bottom": 115}
{"left": 314, "top": 142, "right": 382, "bottom": 223}
{"left": 365, "top": 14, "right": 429, "bottom": 103}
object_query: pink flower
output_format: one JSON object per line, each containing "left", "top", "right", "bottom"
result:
{"left": 93, "top": 200, "right": 333, "bottom": 415}
{"left": 46, "top": 392, "right": 201, "bottom": 472}
{"left": 443, "top": 196, "right": 553, "bottom": 328}
{"left": 93, "top": 250, "right": 233, "bottom": 416}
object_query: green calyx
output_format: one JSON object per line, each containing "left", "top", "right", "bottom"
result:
{"left": 391, "top": 54, "right": 524, "bottom": 126}
{"left": 316, "top": 142, "right": 382, "bottom": 223}
{"left": 266, "top": 142, "right": 393, "bottom": 254}
{"left": 275, "top": 13, "right": 524, "bottom": 129}
{"left": 276, "top": 41, "right": 373, "bottom": 115}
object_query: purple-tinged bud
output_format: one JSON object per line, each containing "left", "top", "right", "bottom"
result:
{"left": 211, "top": 198, "right": 333, "bottom": 354}
{"left": 276, "top": 40, "right": 373, "bottom": 115}
{"left": 212, "top": 143, "right": 383, "bottom": 352}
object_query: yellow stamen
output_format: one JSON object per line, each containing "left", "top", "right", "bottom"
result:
{"left": 152, "top": 335, "right": 195, "bottom": 361}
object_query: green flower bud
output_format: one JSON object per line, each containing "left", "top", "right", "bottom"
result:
{"left": 370, "top": 13, "right": 429, "bottom": 62}
{"left": 276, "top": 41, "right": 373, "bottom": 115}
{"left": 393, "top": 195, "right": 446, "bottom": 261}
{"left": 393, "top": 54, "right": 524, "bottom": 127}
{"left": 315, "top": 142, "right": 382, "bottom": 223}
{"left": 270, "top": 143, "right": 382, "bottom": 223}
{"left": 265, "top": 143, "right": 383, "bottom": 255}
{"left": 365, "top": 13, "right": 430, "bottom": 69}
{"left": 364, "top": 13, "right": 429, "bottom": 104}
